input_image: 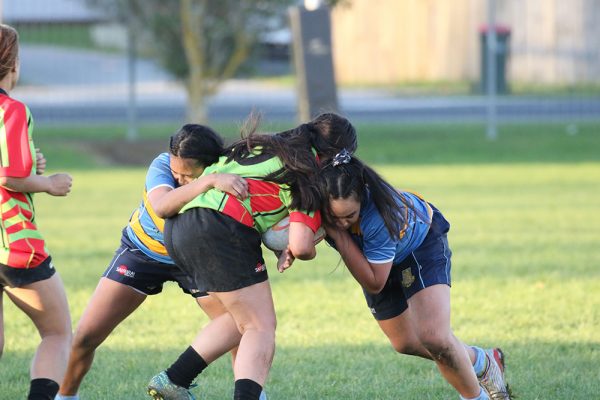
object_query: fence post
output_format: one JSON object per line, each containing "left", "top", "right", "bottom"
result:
{"left": 289, "top": 1, "right": 339, "bottom": 122}
{"left": 126, "top": 4, "right": 138, "bottom": 142}
{"left": 486, "top": 0, "right": 498, "bottom": 140}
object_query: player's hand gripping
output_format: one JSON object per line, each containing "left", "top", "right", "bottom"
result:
{"left": 35, "top": 148, "right": 46, "bottom": 175}
{"left": 47, "top": 173, "right": 73, "bottom": 196}
{"left": 277, "top": 246, "right": 296, "bottom": 273}
{"left": 213, "top": 173, "right": 249, "bottom": 200}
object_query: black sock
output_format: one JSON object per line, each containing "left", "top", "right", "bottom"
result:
{"left": 28, "top": 378, "right": 59, "bottom": 400}
{"left": 234, "top": 378, "right": 263, "bottom": 400}
{"left": 165, "top": 346, "right": 208, "bottom": 389}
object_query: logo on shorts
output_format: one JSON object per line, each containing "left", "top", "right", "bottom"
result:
{"left": 401, "top": 267, "right": 415, "bottom": 288}
{"left": 255, "top": 262, "right": 266, "bottom": 273}
{"left": 117, "top": 265, "right": 135, "bottom": 278}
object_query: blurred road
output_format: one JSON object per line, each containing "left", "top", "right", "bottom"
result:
{"left": 14, "top": 45, "right": 600, "bottom": 124}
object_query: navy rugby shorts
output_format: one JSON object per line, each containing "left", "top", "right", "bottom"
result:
{"left": 363, "top": 205, "right": 452, "bottom": 321}
{"left": 103, "top": 231, "right": 205, "bottom": 298}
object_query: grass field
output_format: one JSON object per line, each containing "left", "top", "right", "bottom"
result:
{"left": 1, "top": 122, "right": 599, "bottom": 399}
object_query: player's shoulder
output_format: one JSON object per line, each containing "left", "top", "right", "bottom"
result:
{"left": 154, "top": 152, "right": 170, "bottom": 163}
{"left": 148, "top": 152, "right": 170, "bottom": 169}
{"left": 359, "top": 200, "right": 385, "bottom": 236}
{"left": 0, "top": 92, "right": 28, "bottom": 114}
{"left": 146, "top": 152, "right": 174, "bottom": 182}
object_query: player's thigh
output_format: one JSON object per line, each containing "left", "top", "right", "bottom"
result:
{"left": 378, "top": 310, "right": 423, "bottom": 351}
{"left": 407, "top": 284, "right": 452, "bottom": 339}
{"left": 5, "top": 273, "right": 71, "bottom": 336}
{"left": 74, "top": 277, "right": 146, "bottom": 344}
{"left": 212, "top": 281, "right": 276, "bottom": 333}
{"left": 197, "top": 294, "right": 228, "bottom": 320}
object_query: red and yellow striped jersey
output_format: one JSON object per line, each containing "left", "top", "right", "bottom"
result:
{"left": 0, "top": 91, "right": 48, "bottom": 268}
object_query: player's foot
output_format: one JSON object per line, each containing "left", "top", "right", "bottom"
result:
{"left": 147, "top": 371, "right": 196, "bottom": 400}
{"left": 478, "top": 348, "right": 513, "bottom": 400}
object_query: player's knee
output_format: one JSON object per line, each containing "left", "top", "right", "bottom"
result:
{"left": 237, "top": 316, "right": 277, "bottom": 339}
{"left": 39, "top": 319, "right": 72, "bottom": 341}
{"left": 390, "top": 339, "right": 421, "bottom": 356}
{"left": 416, "top": 328, "right": 449, "bottom": 354}
{"left": 419, "top": 336, "right": 453, "bottom": 364}
{"left": 72, "top": 329, "right": 102, "bottom": 352}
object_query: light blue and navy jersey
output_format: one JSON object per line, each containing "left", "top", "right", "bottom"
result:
{"left": 126, "top": 153, "right": 175, "bottom": 264}
{"left": 349, "top": 190, "right": 433, "bottom": 265}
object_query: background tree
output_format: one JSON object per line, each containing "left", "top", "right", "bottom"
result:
{"left": 87, "top": 0, "right": 345, "bottom": 123}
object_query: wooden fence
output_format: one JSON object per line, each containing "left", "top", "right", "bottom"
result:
{"left": 331, "top": 0, "right": 600, "bottom": 85}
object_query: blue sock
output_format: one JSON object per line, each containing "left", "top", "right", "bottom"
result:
{"left": 460, "top": 387, "right": 489, "bottom": 400}
{"left": 472, "top": 346, "right": 487, "bottom": 377}
{"left": 55, "top": 396, "right": 79, "bottom": 400}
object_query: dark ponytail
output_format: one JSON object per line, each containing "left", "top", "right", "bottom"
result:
{"left": 225, "top": 113, "right": 358, "bottom": 212}
{"left": 169, "top": 124, "right": 224, "bottom": 167}
{"left": 319, "top": 156, "right": 408, "bottom": 237}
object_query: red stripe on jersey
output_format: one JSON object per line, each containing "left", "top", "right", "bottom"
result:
{"left": 4, "top": 190, "right": 29, "bottom": 203}
{"left": 1, "top": 199, "right": 33, "bottom": 221}
{"left": 290, "top": 210, "right": 322, "bottom": 233}
{"left": 7, "top": 237, "right": 48, "bottom": 268}
{"left": 247, "top": 179, "right": 283, "bottom": 214}
{"left": 6, "top": 220, "right": 37, "bottom": 235}
{"left": 222, "top": 197, "right": 254, "bottom": 227}
{"left": 0, "top": 97, "right": 33, "bottom": 177}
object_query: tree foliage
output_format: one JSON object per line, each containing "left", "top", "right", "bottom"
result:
{"left": 86, "top": 0, "right": 348, "bottom": 121}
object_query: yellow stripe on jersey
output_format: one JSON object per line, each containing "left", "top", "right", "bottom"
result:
{"left": 0, "top": 108, "right": 8, "bottom": 167}
{"left": 127, "top": 190, "right": 168, "bottom": 256}
{"left": 142, "top": 190, "right": 165, "bottom": 232}
{"left": 128, "top": 209, "right": 169, "bottom": 256}
{"left": 402, "top": 189, "right": 434, "bottom": 221}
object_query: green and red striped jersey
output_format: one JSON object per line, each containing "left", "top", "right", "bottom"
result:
{"left": 0, "top": 90, "right": 48, "bottom": 268}
{"left": 180, "top": 150, "right": 321, "bottom": 233}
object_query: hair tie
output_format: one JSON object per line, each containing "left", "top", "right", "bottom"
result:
{"left": 332, "top": 149, "right": 352, "bottom": 167}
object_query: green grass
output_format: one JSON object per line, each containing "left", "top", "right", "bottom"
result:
{"left": 510, "top": 82, "right": 600, "bottom": 96}
{"left": 33, "top": 121, "right": 600, "bottom": 169}
{"left": 1, "top": 124, "right": 599, "bottom": 398}
{"left": 15, "top": 23, "right": 96, "bottom": 49}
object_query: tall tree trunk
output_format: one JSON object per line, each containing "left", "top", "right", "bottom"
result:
{"left": 181, "top": 0, "right": 208, "bottom": 123}
{"left": 186, "top": 83, "right": 208, "bottom": 123}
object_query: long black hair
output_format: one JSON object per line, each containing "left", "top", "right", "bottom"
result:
{"left": 319, "top": 153, "right": 410, "bottom": 237}
{"left": 169, "top": 124, "right": 224, "bottom": 167}
{"left": 225, "top": 113, "right": 358, "bottom": 212}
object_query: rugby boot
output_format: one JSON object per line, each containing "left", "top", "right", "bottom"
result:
{"left": 478, "top": 348, "right": 513, "bottom": 400}
{"left": 147, "top": 371, "right": 196, "bottom": 400}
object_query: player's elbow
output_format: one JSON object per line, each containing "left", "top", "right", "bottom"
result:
{"left": 0, "top": 176, "right": 8, "bottom": 188}
{"left": 364, "top": 280, "right": 386, "bottom": 294}
{"left": 152, "top": 203, "right": 177, "bottom": 219}
{"left": 153, "top": 207, "right": 169, "bottom": 219}
{"left": 288, "top": 242, "right": 316, "bottom": 260}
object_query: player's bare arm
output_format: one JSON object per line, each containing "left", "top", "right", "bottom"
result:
{"left": 325, "top": 225, "right": 392, "bottom": 294}
{"left": 0, "top": 173, "right": 72, "bottom": 196}
{"left": 150, "top": 173, "right": 248, "bottom": 218}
